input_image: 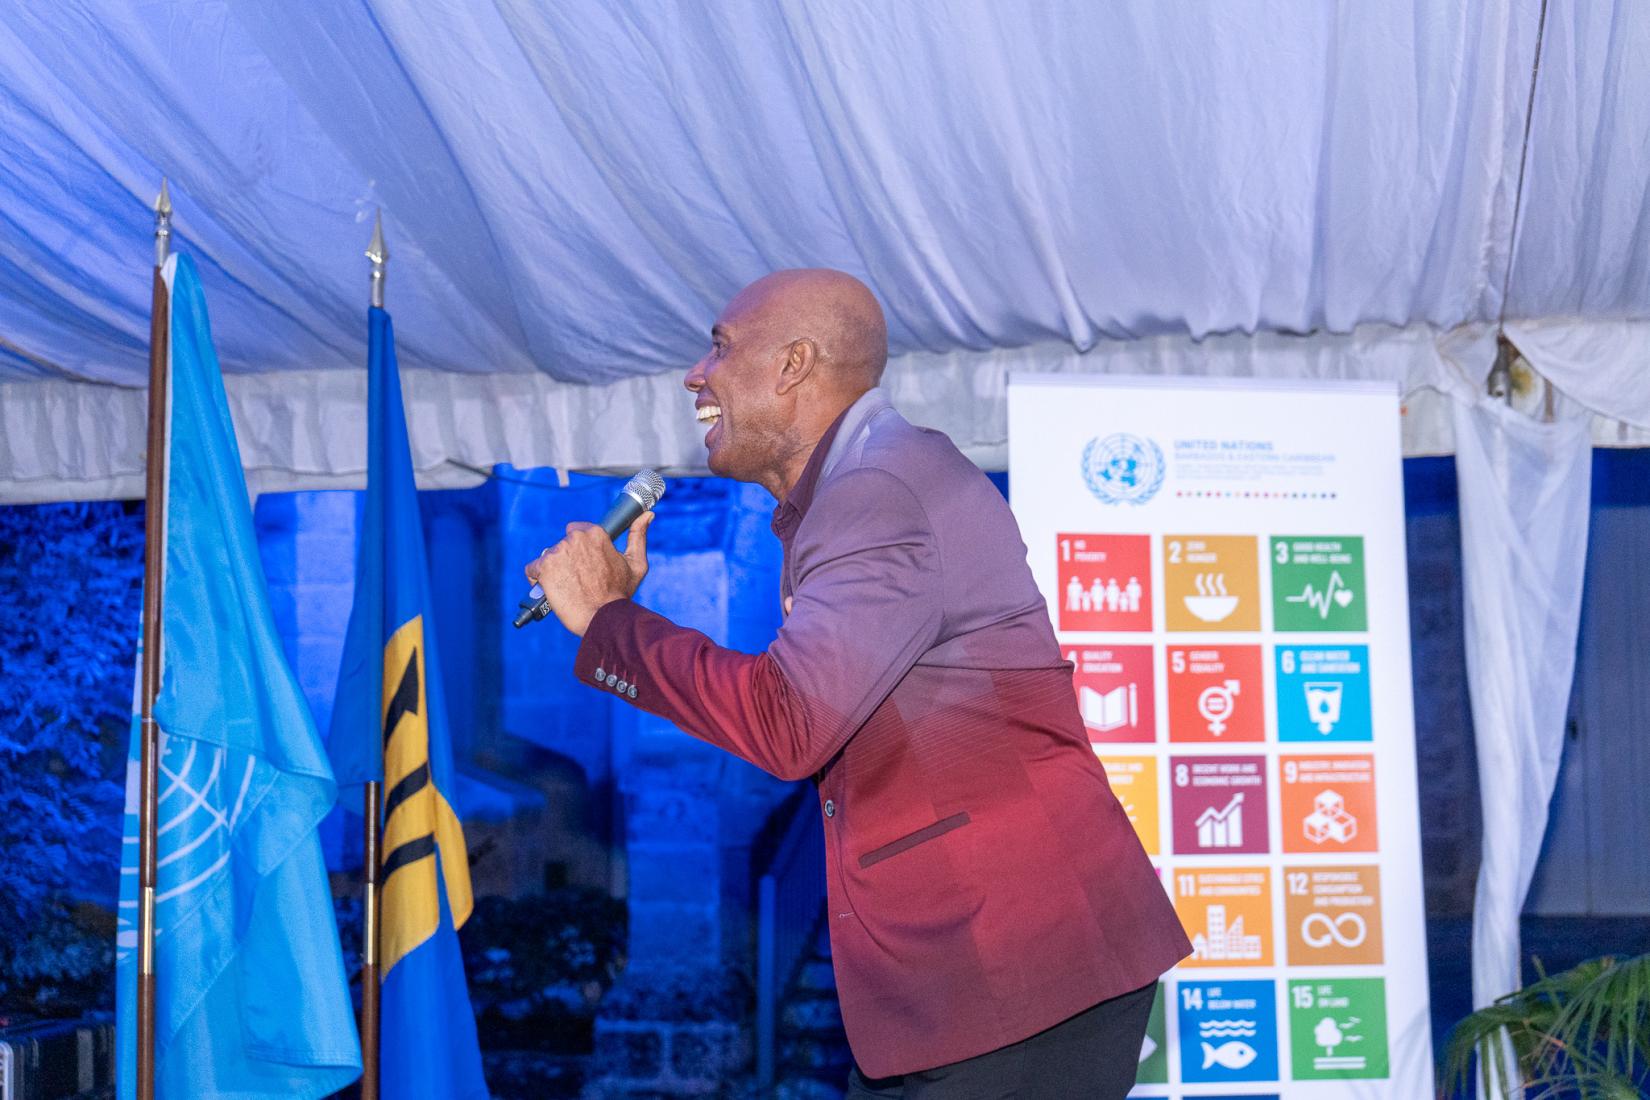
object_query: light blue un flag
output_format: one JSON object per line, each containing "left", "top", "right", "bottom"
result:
{"left": 116, "top": 254, "right": 361, "bottom": 1099}
{"left": 329, "top": 305, "right": 489, "bottom": 1098}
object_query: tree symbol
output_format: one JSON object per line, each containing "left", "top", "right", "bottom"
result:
{"left": 1314, "top": 1016, "right": 1345, "bottom": 1055}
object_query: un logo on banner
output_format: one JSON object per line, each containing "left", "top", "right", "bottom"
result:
{"left": 1082, "top": 433, "right": 1165, "bottom": 506}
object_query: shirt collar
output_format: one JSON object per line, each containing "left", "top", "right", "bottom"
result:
{"left": 770, "top": 387, "right": 891, "bottom": 538}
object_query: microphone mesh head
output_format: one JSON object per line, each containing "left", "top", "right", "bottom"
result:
{"left": 626, "top": 468, "right": 667, "bottom": 509}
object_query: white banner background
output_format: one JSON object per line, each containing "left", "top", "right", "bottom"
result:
{"left": 1009, "top": 375, "right": 1433, "bottom": 1098}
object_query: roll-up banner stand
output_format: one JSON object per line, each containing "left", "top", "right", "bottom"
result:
{"left": 1008, "top": 375, "right": 1433, "bottom": 1098}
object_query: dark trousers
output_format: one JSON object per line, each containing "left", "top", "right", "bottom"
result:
{"left": 844, "top": 981, "right": 1157, "bottom": 1100}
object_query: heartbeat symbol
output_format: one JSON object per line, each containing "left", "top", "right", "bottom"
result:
{"left": 1284, "top": 570, "right": 1352, "bottom": 618}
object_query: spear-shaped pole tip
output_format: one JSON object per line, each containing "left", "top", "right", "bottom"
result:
{"left": 366, "top": 209, "right": 388, "bottom": 308}
{"left": 153, "top": 178, "right": 173, "bottom": 267}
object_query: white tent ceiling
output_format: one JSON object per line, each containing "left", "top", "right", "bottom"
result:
{"left": 2, "top": 1, "right": 1648, "bottom": 500}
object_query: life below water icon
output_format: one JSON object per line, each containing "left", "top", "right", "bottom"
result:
{"left": 1198, "top": 1019, "right": 1259, "bottom": 1071}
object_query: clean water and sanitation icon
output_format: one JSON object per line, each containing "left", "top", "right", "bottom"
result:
{"left": 1276, "top": 645, "right": 1372, "bottom": 741}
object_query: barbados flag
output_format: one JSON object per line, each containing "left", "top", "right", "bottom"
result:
{"left": 115, "top": 254, "right": 360, "bottom": 1098}
{"left": 329, "top": 305, "right": 488, "bottom": 1098}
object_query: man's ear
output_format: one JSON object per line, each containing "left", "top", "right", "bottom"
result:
{"left": 775, "top": 338, "right": 817, "bottom": 395}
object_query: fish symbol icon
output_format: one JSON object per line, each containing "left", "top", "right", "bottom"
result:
{"left": 1201, "top": 1040, "right": 1258, "bottom": 1070}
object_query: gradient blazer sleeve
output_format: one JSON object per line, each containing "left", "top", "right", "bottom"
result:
{"left": 574, "top": 467, "right": 943, "bottom": 780}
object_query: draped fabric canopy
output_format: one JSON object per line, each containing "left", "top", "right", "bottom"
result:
{"left": 2, "top": 0, "right": 1648, "bottom": 500}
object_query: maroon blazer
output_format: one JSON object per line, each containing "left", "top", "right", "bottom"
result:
{"left": 577, "top": 389, "right": 1189, "bottom": 1076}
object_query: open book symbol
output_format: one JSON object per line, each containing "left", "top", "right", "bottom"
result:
{"left": 1080, "top": 683, "right": 1138, "bottom": 731}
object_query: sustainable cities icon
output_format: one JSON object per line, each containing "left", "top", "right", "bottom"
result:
{"left": 1081, "top": 433, "right": 1165, "bottom": 505}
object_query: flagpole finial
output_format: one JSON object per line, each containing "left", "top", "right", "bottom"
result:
{"left": 153, "top": 179, "right": 173, "bottom": 268}
{"left": 366, "top": 209, "right": 388, "bottom": 309}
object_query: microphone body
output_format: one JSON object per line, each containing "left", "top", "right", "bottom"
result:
{"left": 514, "top": 469, "right": 666, "bottom": 628}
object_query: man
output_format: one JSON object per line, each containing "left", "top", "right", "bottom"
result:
{"left": 526, "top": 270, "right": 1190, "bottom": 1098}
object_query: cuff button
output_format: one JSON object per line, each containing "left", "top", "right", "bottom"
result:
{"left": 594, "top": 667, "right": 606, "bottom": 682}
{"left": 628, "top": 685, "right": 638, "bottom": 699}
{"left": 606, "top": 673, "right": 618, "bottom": 688}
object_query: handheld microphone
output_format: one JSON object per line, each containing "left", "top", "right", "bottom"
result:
{"left": 513, "top": 469, "right": 667, "bottom": 628}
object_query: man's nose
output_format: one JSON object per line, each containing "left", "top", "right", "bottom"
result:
{"left": 684, "top": 359, "right": 706, "bottom": 391}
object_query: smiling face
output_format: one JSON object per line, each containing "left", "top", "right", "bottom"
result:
{"left": 683, "top": 269, "right": 890, "bottom": 498}
{"left": 683, "top": 284, "right": 801, "bottom": 489}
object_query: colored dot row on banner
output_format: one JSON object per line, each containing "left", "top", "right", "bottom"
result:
{"left": 1098, "top": 753, "right": 1380, "bottom": 860}
{"left": 1066, "top": 643, "right": 1372, "bottom": 744}
{"left": 1135, "top": 976, "right": 1392, "bottom": 1087}
{"left": 1056, "top": 532, "right": 1368, "bottom": 634}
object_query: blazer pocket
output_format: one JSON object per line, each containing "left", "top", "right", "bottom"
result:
{"left": 858, "top": 811, "right": 971, "bottom": 869}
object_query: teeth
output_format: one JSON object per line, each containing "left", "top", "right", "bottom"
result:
{"left": 696, "top": 406, "right": 722, "bottom": 422}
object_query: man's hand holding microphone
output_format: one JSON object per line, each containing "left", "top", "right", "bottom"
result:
{"left": 517, "top": 469, "right": 665, "bottom": 637}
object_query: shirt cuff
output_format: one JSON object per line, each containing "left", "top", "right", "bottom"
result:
{"left": 574, "top": 598, "right": 645, "bottom": 700}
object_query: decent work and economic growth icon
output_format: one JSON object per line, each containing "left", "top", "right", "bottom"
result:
{"left": 1172, "top": 756, "right": 1270, "bottom": 855}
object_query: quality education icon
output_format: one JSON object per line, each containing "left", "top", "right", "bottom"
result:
{"left": 1081, "top": 433, "right": 1165, "bottom": 506}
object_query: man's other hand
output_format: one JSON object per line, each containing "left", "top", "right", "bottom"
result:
{"left": 524, "top": 512, "right": 653, "bottom": 636}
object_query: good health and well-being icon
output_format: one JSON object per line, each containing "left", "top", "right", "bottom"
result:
{"left": 1271, "top": 536, "right": 1368, "bottom": 632}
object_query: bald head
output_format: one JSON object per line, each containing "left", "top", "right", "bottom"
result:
{"left": 722, "top": 268, "right": 888, "bottom": 396}
{"left": 685, "top": 268, "right": 890, "bottom": 498}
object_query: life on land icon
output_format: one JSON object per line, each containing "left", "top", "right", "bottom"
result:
{"left": 1288, "top": 978, "right": 1390, "bottom": 1079}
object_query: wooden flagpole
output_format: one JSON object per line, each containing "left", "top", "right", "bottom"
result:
{"left": 359, "top": 209, "right": 389, "bottom": 1100}
{"left": 136, "top": 178, "right": 173, "bottom": 1100}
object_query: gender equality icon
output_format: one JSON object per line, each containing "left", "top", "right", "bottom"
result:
{"left": 1167, "top": 645, "right": 1264, "bottom": 742}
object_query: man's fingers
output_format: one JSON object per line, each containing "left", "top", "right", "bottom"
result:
{"left": 623, "top": 511, "right": 654, "bottom": 577}
{"left": 565, "top": 520, "right": 597, "bottom": 536}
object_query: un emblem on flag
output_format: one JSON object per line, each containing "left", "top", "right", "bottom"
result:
{"left": 1082, "top": 433, "right": 1165, "bottom": 505}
